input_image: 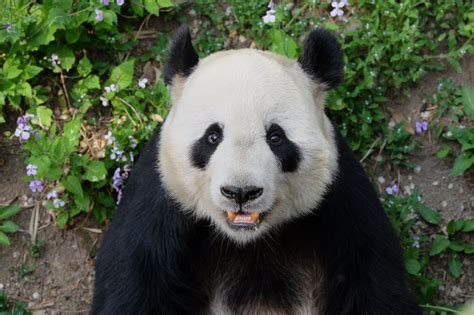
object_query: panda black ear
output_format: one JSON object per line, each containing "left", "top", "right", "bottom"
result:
{"left": 163, "top": 25, "right": 199, "bottom": 86}
{"left": 298, "top": 28, "right": 344, "bottom": 89}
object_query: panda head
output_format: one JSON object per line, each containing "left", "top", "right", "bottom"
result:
{"left": 159, "top": 26, "right": 343, "bottom": 244}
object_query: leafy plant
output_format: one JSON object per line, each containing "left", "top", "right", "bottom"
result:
{"left": 0, "top": 205, "right": 21, "bottom": 246}
{"left": 384, "top": 193, "right": 473, "bottom": 305}
{"left": 0, "top": 291, "right": 30, "bottom": 315}
{"left": 430, "top": 80, "right": 474, "bottom": 176}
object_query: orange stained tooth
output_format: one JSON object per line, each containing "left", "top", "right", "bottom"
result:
{"left": 250, "top": 212, "right": 260, "bottom": 222}
{"left": 227, "top": 211, "right": 237, "bottom": 221}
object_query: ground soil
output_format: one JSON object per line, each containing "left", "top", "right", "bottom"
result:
{"left": 0, "top": 37, "right": 473, "bottom": 315}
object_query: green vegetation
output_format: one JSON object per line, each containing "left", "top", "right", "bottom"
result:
{"left": 0, "top": 205, "right": 21, "bottom": 246}
{"left": 0, "top": 291, "right": 30, "bottom": 315}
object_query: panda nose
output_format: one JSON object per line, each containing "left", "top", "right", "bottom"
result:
{"left": 220, "top": 186, "right": 263, "bottom": 204}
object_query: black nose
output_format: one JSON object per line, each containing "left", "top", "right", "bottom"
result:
{"left": 220, "top": 186, "right": 263, "bottom": 204}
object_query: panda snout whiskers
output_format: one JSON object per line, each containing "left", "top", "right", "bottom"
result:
{"left": 220, "top": 185, "right": 263, "bottom": 205}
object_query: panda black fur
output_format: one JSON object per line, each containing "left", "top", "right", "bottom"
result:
{"left": 91, "top": 26, "right": 421, "bottom": 314}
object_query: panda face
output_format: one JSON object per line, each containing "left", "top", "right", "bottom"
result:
{"left": 159, "top": 49, "right": 338, "bottom": 243}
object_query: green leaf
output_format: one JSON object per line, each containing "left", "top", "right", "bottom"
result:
{"left": 451, "top": 152, "right": 474, "bottom": 176}
{"left": 447, "top": 220, "right": 465, "bottom": 235}
{"left": 157, "top": 0, "right": 174, "bottom": 7}
{"left": 17, "top": 82, "right": 32, "bottom": 98}
{"left": 430, "top": 235, "right": 450, "bottom": 256}
{"left": 144, "top": 0, "right": 160, "bottom": 15}
{"left": 84, "top": 161, "right": 107, "bottom": 182}
{"left": 271, "top": 30, "right": 298, "bottom": 59}
{"left": 462, "top": 219, "right": 474, "bottom": 232}
{"left": 405, "top": 259, "right": 421, "bottom": 275}
{"left": 28, "top": 24, "right": 59, "bottom": 50}
{"left": 436, "top": 145, "right": 450, "bottom": 159}
{"left": 74, "top": 194, "right": 90, "bottom": 212}
{"left": 109, "top": 60, "right": 135, "bottom": 90}
{"left": 0, "top": 205, "right": 21, "bottom": 220}
{"left": 0, "top": 231, "right": 11, "bottom": 246}
{"left": 449, "top": 240, "right": 467, "bottom": 252}
{"left": 0, "top": 221, "right": 19, "bottom": 233}
{"left": 54, "top": 47, "right": 76, "bottom": 72}
{"left": 448, "top": 257, "right": 462, "bottom": 278}
{"left": 36, "top": 106, "right": 53, "bottom": 129}
{"left": 23, "top": 65, "right": 44, "bottom": 80}
{"left": 3, "top": 60, "right": 23, "bottom": 79}
{"left": 462, "top": 86, "right": 474, "bottom": 120}
{"left": 77, "top": 57, "right": 92, "bottom": 77}
{"left": 63, "top": 116, "right": 82, "bottom": 149}
{"left": 131, "top": 0, "right": 145, "bottom": 16}
{"left": 62, "top": 175, "right": 83, "bottom": 197}
{"left": 417, "top": 205, "right": 441, "bottom": 225}
{"left": 56, "top": 211, "right": 69, "bottom": 229}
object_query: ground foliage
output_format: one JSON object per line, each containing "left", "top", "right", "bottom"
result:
{"left": 0, "top": 0, "right": 473, "bottom": 311}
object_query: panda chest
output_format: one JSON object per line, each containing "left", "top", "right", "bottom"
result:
{"left": 207, "top": 261, "right": 321, "bottom": 315}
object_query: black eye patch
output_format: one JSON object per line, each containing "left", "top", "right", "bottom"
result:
{"left": 190, "top": 123, "right": 223, "bottom": 169}
{"left": 266, "top": 124, "right": 301, "bottom": 172}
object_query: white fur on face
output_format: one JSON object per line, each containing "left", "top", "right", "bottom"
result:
{"left": 159, "top": 49, "right": 338, "bottom": 243}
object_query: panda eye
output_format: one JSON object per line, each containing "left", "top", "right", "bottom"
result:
{"left": 267, "top": 128, "right": 284, "bottom": 146}
{"left": 269, "top": 133, "right": 283, "bottom": 146}
{"left": 207, "top": 130, "right": 222, "bottom": 145}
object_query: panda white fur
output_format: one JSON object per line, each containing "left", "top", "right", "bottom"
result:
{"left": 91, "top": 26, "right": 420, "bottom": 314}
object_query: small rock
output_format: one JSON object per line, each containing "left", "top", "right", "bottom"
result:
{"left": 13, "top": 252, "right": 19, "bottom": 258}
{"left": 0, "top": 283, "right": 4, "bottom": 290}
{"left": 441, "top": 200, "right": 448, "bottom": 208}
{"left": 448, "top": 183, "right": 453, "bottom": 189}
{"left": 377, "top": 176, "right": 385, "bottom": 184}
{"left": 32, "top": 292, "right": 40, "bottom": 300}
{"left": 459, "top": 187, "right": 464, "bottom": 194}
{"left": 188, "top": 9, "right": 196, "bottom": 16}
{"left": 408, "top": 175, "right": 413, "bottom": 181}
{"left": 238, "top": 35, "right": 246, "bottom": 43}
{"left": 414, "top": 165, "right": 421, "bottom": 173}
{"left": 432, "top": 181, "right": 439, "bottom": 186}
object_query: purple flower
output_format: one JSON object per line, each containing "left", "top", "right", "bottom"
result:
{"left": 116, "top": 0, "right": 124, "bottom": 6}
{"left": 112, "top": 166, "right": 131, "bottom": 204}
{"left": 53, "top": 198, "right": 65, "bottom": 208}
{"left": 415, "top": 121, "right": 429, "bottom": 133}
{"left": 50, "top": 53, "right": 60, "bottom": 67}
{"left": 100, "top": 96, "right": 109, "bottom": 106}
{"left": 95, "top": 9, "right": 104, "bottom": 22}
{"left": 331, "top": 1, "right": 345, "bottom": 17}
{"left": 47, "top": 190, "right": 58, "bottom": 200}
{"left": 129, "top": 136, "right": 138, "bottom": 149}
{"left": 29, "top": 179, "right": 44, "bottom": 193}
{"left": 340, "top": 0, "right": 349, "bottom": 6}
{"left": 104, "top": 83, "right": 118, "bottom": 93}
{"left": 262, "top": 1, "right": 276, "bottom": 23}
{"left": 105, "top": 130, "right": 116, "bottom": 145}
{"left": 412, "top": 236, "right": 421, "bottom": 249}
{"left": 110, "top": 146, "right": 124, "bottom": 161}
{"left": 385, "top": 183, "right": 399, "bottom": 195}
{"left": 26, "top": 164, "right": 38, "bottom": 176}
{"left": 100, "top": 0, "right": 110, "bottom": 4}
{"left": 14, "top": 114, "right": 33, "bottom": 141}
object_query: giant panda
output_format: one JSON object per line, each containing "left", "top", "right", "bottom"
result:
{"left": 91, "top": 25, "right": 421, "bottom": 314}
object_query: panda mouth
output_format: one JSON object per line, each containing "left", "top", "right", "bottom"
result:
{"left": 226, "top": 211, "right": 266, "bottom": 231}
